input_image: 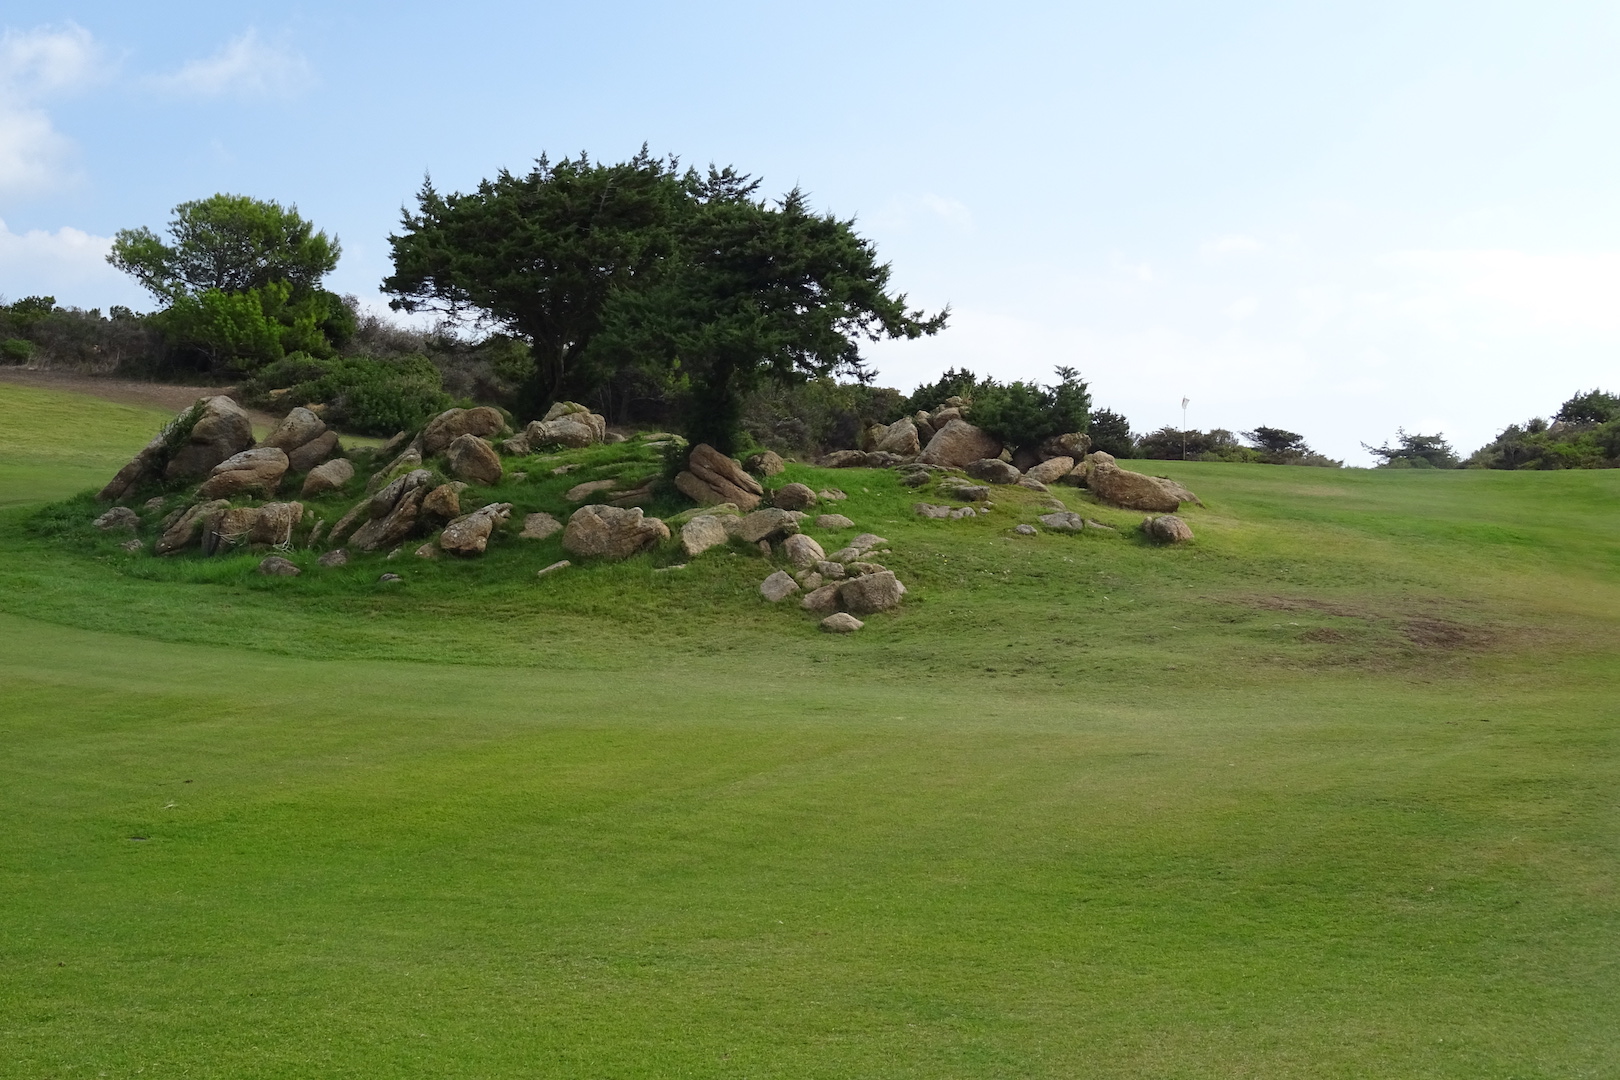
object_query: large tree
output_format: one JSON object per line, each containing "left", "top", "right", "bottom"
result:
{"left": 592, "top": 175, "right": 947, "bottom": 451}
{"left": 108, "top": 194, "right": 340, "bottom": 301}
{"left": 107, "top": 194, "right": 349, "bottom": 372}
{"left": 383, "top": 153, "right": 946, "bottom": 439}
{"left": 383, "top": 150, "right": 689, "bottom": 417}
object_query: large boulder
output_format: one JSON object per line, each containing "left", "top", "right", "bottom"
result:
{"left": 301, "top": 457, "right": 355, "bottom": 497}
{"left": 1025, "top": 456, "right": 1075, "bottom": 484}
{"left": 420, "top": 483, "right": 463, "bottom": 521}
{"left": 730, "top": 507, "right": 800, "bottom": 544}
{"left": 801, "top": 584, "right": 842, "bottom": 614}
{"left": 964, "top": 458, "right": 1022, "bottom": 484}
{"left": 154, "top": 499, "right": 229, "bottom": 555}
{"left": 1038, "top": 432, "right": 1092, "bottom": 460}
{"left": 1145, "top": 515, "right": 1195, "bottom": 543}
{"left": 445, "top": 433, "right": 503, "bottom": 485}
{"left": 675, "top": 443, "right": 764, "bottom": 510}
{"left": 422, "top": 406, "right": 507, "bottom": 455}
{"left": 759, "top": 571, "right": 799, "bottom": 603}
{"left": 918, "top": 419, "right": 1000, "bottom": 468}
{"left": 680, "top": 514, "right": 731, "bottom": 558}
{"left": 1152, "top": 477, "right": 1203, "bottom": 506}
{"left": 207, "top": 501, "right": 304, "bottom": 552}
{"left": 163, "top": 397, "right": 257, "bottom": 481}
{"left": 286, "top": 430, "right": 340, "bottom": 473}
{"left": 98, "top": 431, "right": 167, "bottom": 502}
{"left": 561, "top": 504, "right": 670, "bottom": 560}
{"left": 1088, "top": 462, "right": 1181, "bottom": 512}
{"left": 262, "top": 407, "right": 327, "bottom": 452}
{"left": 816, "top": 449, "right": 869, "bottom": 468}
{"left": 838, "top": 570, "right": 906, "bottom": 615}
{"left": 874, "top": 417, "right": 921, "bottom": 455}
{"left": 349, "top": 470, "right": 434, "bottom": 552}
{"left": 525, "top": 416, "right": 597, "bottom": 449}
{"left": 543, "top": 401, "right": 607, "bottom": 440}
{"left": 440, "top": 502, "right": 514, "bottom": 556}
{"left": 781, "top": 533, "right": 826, "bottom": 570}
{"left": 772, "top": 483, "right": 817, "bottom": 511}
{"left": 197, "top": 447, "right": 288, "bottom": 499}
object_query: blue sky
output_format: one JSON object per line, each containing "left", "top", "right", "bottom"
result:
{"left": 2, "top": 1, "right": 1616, "bottom": 462}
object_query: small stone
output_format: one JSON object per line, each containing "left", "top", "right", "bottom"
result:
{"left": 257, "top": 555, "right": 300, "bottom": 576}
{"left": 1013, "top": 523, "right": 1037, "bottom": 535}
{"left": 814, "top": 560, "right": 847, "bottom": 580}
{"left": 552, "top": 464, "right": 580, "bottom": 476}
{"left": 815, "top": 513, "right": 855, "bottom": 530}
{"left": 745, "top": 451, "right": 785, "bottom": 476}
{"left": 1017, "top": 478, "right": 1049, "bottom": 492}
{"left": 1038, "top": 511, "right": 1085, "bottom": 532}
{"left": 821, "top": 612, "right": 864, "bottom": 633}
{"left": 757, "top": 540, "right": 772, "bottom": 557}
{"left": 838, "top": 570, "right": 906, "bottom": 614}
{"left": 760, "top": 570, "right": 799, "bottom": 602}
{"left": 817, "top": 489, "right": 848, "bottom": 501}
{"left": 94, "top": 506, "right": 140, "bottom": 532}
{"left": 536, "top": 560, "right": 570, "bottom": 576}
{"left": 914, "top": 503, "right": 951, "bottom": 519}
{"left": 378, "top": 572, "right": 404, "bottom": 583}
{"left": 317, "top": 549, "right": 349, "bottom": 567}
{"left": 143, "top": 496, "right": 167, "bottom": 512}
{"left": 415, "top": 542, "right": 439, "bottom": 558}
{"left": 680, "top": 514, "right": 731, "bottom": 558}
{"left": 119, "top": 538, "right": 144, "bottom": 552}
{"left": 798, "top": 571, "right": 824, "bottom": 591}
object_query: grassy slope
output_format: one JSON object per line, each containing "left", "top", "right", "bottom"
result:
{"left": 1, "top": 386, "right": 1617, "bottom": 1078}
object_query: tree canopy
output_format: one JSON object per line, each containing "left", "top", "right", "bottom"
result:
{"left": 1363, "top": 429, "right": 1460, "bottom": 469}
{"left": 108, "top": 194, "right": 340, "bottom": 301}
{"left": 383, "top": 151, "right": 946, "bottom": 444}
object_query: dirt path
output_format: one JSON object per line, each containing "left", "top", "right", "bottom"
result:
{"left": 0, "top": 367, "right": 282, "bottom": 430}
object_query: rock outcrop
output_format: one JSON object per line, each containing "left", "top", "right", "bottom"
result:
{"left": 163, "top": 397, "right": 256, "bottom": 481}
{"left": 838, "top": 570, "right": 906, "bottom": 615}
{"left": 301, "top": 458, "right": 354, "bottom": 497}
{"left": 918, "top": 419, "right": 1001, "bottom": 468}
{"left": 422, "top": 406, "right": 507, "bottom": 455}
{"left": 965, "top": 458, "right": 1022, "bottom": 484}
{"left": 197, "top": 447, "right": 288, "bottom": 499}
{"left": 1024, "top": 456, "right": 1075, "bottom": 484}
{"left": 348, "top": 469, "right": 434, "bottom": 551}
{"left": 286, "top": 430, "right": 340, "bottom": 473}
{"left": 873, "top": 417, "right": 921, "bottom": 455}
{"left": 817, "top": 449, "right": 869, "bottom": 468}
{"left": 1145, "top": 515, "right": 1194, "bottom": 543}
{"left": 1088, "top": 461, "right": 1181, "bottom": 512}
{"left": 680, "top": 514, "right": 731, "bottom": 558}
{"left": 440, "top": 502, "right": 513, "bottom": 556}
{"left": 155, "top": 499, "right": 229, "bottom": 555}
{"left": 772, "top": 483, "right": 817, "bottom": 511}
{"left": 263, "top": 407, "right": 326, "bottom": 452}
{"left": 93, "top": 506, "right": 139, "bottom": 532}
{"left": 561, "top": 504, "right": 670, "bottom": 560}
{"left": 520, "top": 402, "right": 607, "bottom": 451}
{"left": 445, "top": 433, "right": 503, "bottom": 485}
{"left": 675, "top": 443, "right": 764, "bottom": 510}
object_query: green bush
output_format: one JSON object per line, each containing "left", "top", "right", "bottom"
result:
{"left": 968, "top": 367, "right": 1091, "bottom": 450}
{"left": 2, "top": 337, "right": 34, "bottom": 362}
{"left": 242, "top": 353, "right": 456, "bottom": 436}
{"left": 741, "top": 378, "right": 902, "bottom": 457}
{"left": 1087, "top": 408, "right": 1135, "bottom": 457}
{"left": 897, "top": 368, "right": 981, "bottom": 415}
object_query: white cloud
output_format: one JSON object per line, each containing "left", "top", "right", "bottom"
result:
{"left": 0, "top": 24, "right": 100, "bottom": 196}
{"left": 1200, "top": 233, "right": 1263, "bottom": 258}
{"left": 0, "top": 218, "right": 143, "bottom": 309}
{"left": 152, "top": 30, "right": 313, "bottom": 99}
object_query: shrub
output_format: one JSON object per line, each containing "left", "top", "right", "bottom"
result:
{"left": 242, "top": 353, "right": 456, "bottom": 435}
{"left": 1138, "top": 427, "right": 1247, "bottom": 461}
{"left": 898, "top": 368, "right": 981, "bottom": 415}
{"left": 1086, "top": 408, "right": 1136, "bottom": 458}
{"left": 1363, "top": 430, "right": 1460, "bottom": 469}
{"left": 3, "top": 337, "right": 34, "bottom": 362}
{"left": 1467, "top": 389, "right": 1620, "bottom": 470}
{"left": 741, "top": 378, "right": 902, "bottom": 457}
{"left": 968, "top": 367, "right": 1091, "bottom": 449}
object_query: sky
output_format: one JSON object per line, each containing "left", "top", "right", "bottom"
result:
{"left": 1, "top": 1, "right": 1616, "bottom": 463}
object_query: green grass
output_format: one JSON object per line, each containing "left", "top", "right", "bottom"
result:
{"left": 1, "top": 384, "right": 1617, "bottom": 1077}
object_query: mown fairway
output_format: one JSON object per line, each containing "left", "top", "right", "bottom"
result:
{"left": 2, "top": 383, "right": 1617, "bottom": 1078}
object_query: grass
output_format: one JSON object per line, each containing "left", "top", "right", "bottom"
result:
{"left": 1, "top": 384, "right": 1617, "bottom": 1077}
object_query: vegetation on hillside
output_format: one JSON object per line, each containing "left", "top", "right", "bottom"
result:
{"left": 1466, "top": 388, "right": 1620, "bottom": 469}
